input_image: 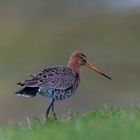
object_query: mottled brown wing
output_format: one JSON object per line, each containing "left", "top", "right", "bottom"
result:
{"left": 18, "top": 66, "right": 77, "bottom": 90}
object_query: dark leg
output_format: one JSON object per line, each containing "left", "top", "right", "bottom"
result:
{"left": 46, "top": 99, "right": 55, "bottom": 119}
{"left": 52, "top": 101, "right": 57, "bottom": 120}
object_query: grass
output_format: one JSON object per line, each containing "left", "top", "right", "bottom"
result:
{"left": 1, "top": 108, "right": 140, "bottom": 140}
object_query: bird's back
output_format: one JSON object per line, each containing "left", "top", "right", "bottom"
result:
{"left": 16, "top": 66, "right": 80, "bottom": 100}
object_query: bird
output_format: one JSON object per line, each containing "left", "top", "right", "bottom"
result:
{"left": 15, "top": 51, "right": 111, "bottom": 119}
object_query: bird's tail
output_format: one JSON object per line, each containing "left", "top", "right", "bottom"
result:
{"left": 15, "top": 87, "right": 39, "bottom": 97}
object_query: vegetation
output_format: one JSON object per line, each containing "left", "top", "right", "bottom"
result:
{"left": 1, "top": 108, "right": 140, "bottom": 140}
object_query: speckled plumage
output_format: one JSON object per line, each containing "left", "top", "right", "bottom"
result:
{"left": 17, "top": 66, "right": 80, "bottom": 101}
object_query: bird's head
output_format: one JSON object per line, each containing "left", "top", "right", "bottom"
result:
{"left": 69, "top": 51, "right": 87, "bottom": 66}
{"left": 68, "top": 51, "right": 111, "bottom": 80}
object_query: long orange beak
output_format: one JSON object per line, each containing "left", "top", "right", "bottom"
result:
{"left": 85, "top": 62, "right": 112, "bottom": 80}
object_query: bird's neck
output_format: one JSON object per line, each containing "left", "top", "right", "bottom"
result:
{"left": 67, "top": 61, "right": 80, "bottom": 75}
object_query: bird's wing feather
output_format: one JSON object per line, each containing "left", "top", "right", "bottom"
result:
{"left": 18, "top": 66, "right": 77, "bottom": 90}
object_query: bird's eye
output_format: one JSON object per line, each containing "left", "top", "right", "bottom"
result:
{"left": 80, "top": 56, "right": 84, "bottom": 60}
{"left": 80, "top": 55, "right": 86, "bottom": 60}
{"left": 79, "top": 56, "right": 87, "bottom": 64}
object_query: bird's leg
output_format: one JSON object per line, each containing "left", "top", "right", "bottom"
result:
{"left": 46, "top": 99, "right": 54, "bottom": 119}
{"left": 51, "top": 101, "right": 57, "bottom": 120}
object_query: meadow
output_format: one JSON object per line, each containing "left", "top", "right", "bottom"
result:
{"left": 1, "top": 108, "right": 140, "bottom": 140}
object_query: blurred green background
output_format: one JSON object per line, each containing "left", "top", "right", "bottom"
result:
{"left": 0, "top": 0, "right": 140, "bottom": 125}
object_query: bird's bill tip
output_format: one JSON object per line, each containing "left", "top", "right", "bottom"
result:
{"left": 85, "top": 62, "right": 112, "bottom": 80}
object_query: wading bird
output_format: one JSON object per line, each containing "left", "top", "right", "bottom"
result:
{"left": 15, "top": 51, "right": 111, "bottom": 119}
